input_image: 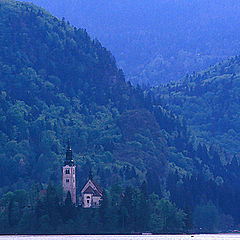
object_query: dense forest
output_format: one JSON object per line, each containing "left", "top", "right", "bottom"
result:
{"left": 0, "top": 182, "right": 187, "bottom": 234}
{"left": 22, "top": 0, "right": 240, "bottom": 86}
{"left": 153, "top": 56, "right": 240, "bottom": 155}
{"left": 0, "top": 0, "right": 240, "bottom": 234}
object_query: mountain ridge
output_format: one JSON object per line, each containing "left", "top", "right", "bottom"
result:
{"left": 21, "top": 0, "right": 240, "bottom": 86}
{"left": 153, "top": 55, "right": 240, "bottom": 155}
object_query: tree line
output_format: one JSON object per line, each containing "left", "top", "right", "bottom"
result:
{"left": 0, "top": 182, "right": 185, "bottom": 234}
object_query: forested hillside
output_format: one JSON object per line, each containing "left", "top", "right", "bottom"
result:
{"left": 22, "top": 0, "right": 240, "bottom": 86}
{"left": 0, "top": 0, "right": 192, "bottom": 194}
{"left": 154, "top": 56, "right": 240, "bottom": 155}
{"left": 0, "top": 0, "right": 240, "bottom": 234}
{"left": 0, "top": 0, "right": 166, "bottom": 192}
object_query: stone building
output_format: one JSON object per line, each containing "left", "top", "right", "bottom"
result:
{"left": 80, "top": 172, "right": 103, "bottom": 208}
{"left": 62, "top": 139, "right": 76, "bottom": 204}
{"left": 62, "top": 140, "right": 102, "bottom": 207}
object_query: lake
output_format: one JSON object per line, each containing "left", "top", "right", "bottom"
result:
{"left": 1, "top": 235, "right": 240, "bottom": 240}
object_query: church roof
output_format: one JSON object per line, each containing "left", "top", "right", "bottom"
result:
{"left": 91, "top": 179, "right": 103, "bottom": 194}
{"left": 84, "top": 186, "right": 95, "bottom": 194}
{"left": 81, "top": 179, "right": 103, "bottom": 197}
{"left": 83, "top": 186, "right": 102, "bottom": 197}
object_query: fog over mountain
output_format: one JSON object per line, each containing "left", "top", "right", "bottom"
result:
{"left": 23, "top": 0, "right": 240, "bottom": 86}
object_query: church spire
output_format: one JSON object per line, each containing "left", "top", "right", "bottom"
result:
{"left": 62, "top": 137, "right": 76, "bottom": 204}
{"left": 64, "top": 137, "right": 74, "bottom": 166}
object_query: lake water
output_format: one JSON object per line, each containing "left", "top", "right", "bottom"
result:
{"left": 1, "top": 235, "right": 240, "bottom": 240}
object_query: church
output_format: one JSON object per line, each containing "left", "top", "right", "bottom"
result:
{"left": 62, "top": 139, "right": 103, "bottom": 207}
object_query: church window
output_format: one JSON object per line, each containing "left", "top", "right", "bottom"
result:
{"left": 66, "top": 179, "right": 69, "bottom": 183}
{"left": 87, "top": 200, "right": 90, "bottom": 204}
{"left": 65, "top": 169, "right": 70, "bottom": 174}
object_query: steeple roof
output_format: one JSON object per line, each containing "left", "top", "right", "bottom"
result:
{"left": 64, "top": 138, "right": 74, "bottom": 166}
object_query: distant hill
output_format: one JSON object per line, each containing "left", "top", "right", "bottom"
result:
{"left": 22, "top": 0, "right": 240, "bottom": 86}
{"left": 0, "top": 0, "right": 177, "bottom": 193}
{"left": 0, "top": 0, "right": 236, "bottom": 191}
{"left": 153, "top": 56, "right": 240, "bottom": 155}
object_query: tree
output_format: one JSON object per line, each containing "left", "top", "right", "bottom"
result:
{"left": 135, "top": 181, "right": 150, "bottom": 231}
{"left": 62, "top": 191, "right": 76, "bottom": 223}
{"left": 118, "top": 186, "right": 134, "bottom": 232}
{"left": 150, "top": 198, "right": 186, "bottom": 233}
{"left": 98, "top": 190, "right": 110, "bottom": 232}
{"left": 193, "top": 202, "right": 219, "bottom": 232}
{"left": 45, "top": 184, "right": 62, "bottom": 228}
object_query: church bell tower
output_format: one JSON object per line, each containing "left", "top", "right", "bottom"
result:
{"left": 62, "top": 138, "right": 76, "bottom": 204}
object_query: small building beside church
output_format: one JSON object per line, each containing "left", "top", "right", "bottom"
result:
{"left": 62, "top": 139, "right": 102, "bottom": 208}
{"left": 80, "top": 172, "right": 103, "bottom": 208}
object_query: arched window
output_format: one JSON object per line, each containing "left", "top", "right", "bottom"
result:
{"left": 65, "top": 169, "right": 70, "bottom": 174}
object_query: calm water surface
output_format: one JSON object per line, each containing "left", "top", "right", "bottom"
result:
{"left": 1, "top": 235, "right": 240, "bottom": 240}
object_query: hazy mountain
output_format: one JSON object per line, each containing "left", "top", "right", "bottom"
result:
{"left": 23, "top": 0, "right": 240, "bottom": 85}
{"left": 0, "top": 0, "right": 236, "bottom": 197}
{"left": 0, "top": 0, "right": 180, "bottom": 193}
{"left": 153, "top": 55, "right": 240, "bottom": 155}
